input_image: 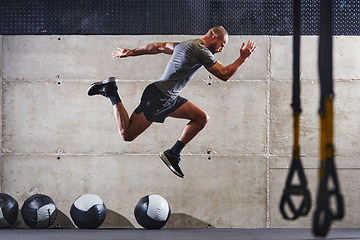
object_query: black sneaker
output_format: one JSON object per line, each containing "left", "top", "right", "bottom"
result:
{"left": 87, "top": 77, "right": 118, "bottom": 97}
{"left": 159, "top": 150, "right": 184, "bottom": 178}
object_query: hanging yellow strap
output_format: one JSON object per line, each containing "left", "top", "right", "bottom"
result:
{"left": 319, "top": 96, "right": 333, "bottom": 179}
{"left": 313, "top": 95, "right": 344, "bottom": 236}
{"left": 293, "top": 111, "right": 300, "bottom": 160}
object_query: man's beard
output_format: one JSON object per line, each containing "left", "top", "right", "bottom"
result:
{"left": 208, "top": 42, "right": 217, "bottom": 54}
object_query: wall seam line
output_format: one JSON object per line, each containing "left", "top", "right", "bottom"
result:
{"left": 265, "top": 35, "right": 271, "bottom": 228}
{"left": 0, "top": 35, "right": 3, "bottom": 192}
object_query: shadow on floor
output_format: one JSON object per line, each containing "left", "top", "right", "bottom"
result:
{"left": 165, "top": 213, "right": 213, "bottom": 228}
{"left": 101, "top": 209, "right": 135, "bottom": 228}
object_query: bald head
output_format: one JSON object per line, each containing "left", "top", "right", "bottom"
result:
{"left": 200, "top": 26, "right": 229, "bottom": 54}
{"left": 208, "top": 26, "right": 228, "bottom": 41}
{"left": 201, "top": 26, "right": 229, "bottom": 54}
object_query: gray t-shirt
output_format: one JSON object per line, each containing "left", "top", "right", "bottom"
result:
{"left": 154, "top": 39, "right": 217, "bottom": 98}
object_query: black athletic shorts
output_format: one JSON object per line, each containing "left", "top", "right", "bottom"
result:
{"left": 134, "top": 83, "right": 188, "bottom": 123}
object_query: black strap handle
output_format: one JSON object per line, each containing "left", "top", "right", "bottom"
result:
{"left": 280, "top": 152, "right": 311, "bottom": 220}
{"left": 313, "top": 147, "right": 344, "bottom": 236}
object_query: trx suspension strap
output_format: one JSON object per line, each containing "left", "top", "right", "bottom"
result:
{"left": 280, "top": 0, "right": 311, "bottom": 220}
{"left": 313, "top": 0, "right": 344, "bottom": 236}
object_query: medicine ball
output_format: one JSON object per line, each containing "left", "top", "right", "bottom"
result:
{"left": 70, "top": 194, "right": 107, "bottom": 229}
{"left": 134, "top": 194, "right": 171, "bottom": 229}
{"left": 21, "top": 194, "right": 57, "bottom": 229}
{"left": 0, "top": 193, "right": 18, "bottom": 228}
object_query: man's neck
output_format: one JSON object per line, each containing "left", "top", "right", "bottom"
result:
{"left": 199, "top": 35, "right": 212, "bottom": 48}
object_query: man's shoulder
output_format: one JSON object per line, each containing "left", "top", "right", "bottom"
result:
{"left": 176, "top": 39, "right": 214, "bottom": 61}
{"left": 177, "top": 39, "right": 202, "bottom": 47}
{"left": 179, "top": 39, "right": 209, "bottom": 52}
{"left": 189, "top": 39, "right": 205, "bottom": 47}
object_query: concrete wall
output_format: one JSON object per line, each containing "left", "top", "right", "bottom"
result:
{"left": 0, "top": 35, "right": 359, "bottom": 228}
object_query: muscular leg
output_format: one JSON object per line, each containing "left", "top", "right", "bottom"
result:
{"left": 168, "top": 101, "right": 210, "bottom": 145}
{"left": 113, "top": 102, "right": 152, "bottom": 142}
{"left": 159, "top": 100, "right": 209, "bottom": 178}
{"left": 87, "top": 78, "right": 152, "bottom": 142}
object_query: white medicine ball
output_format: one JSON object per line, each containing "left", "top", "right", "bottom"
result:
{"left": 70, "top": 194, "right": 107, "bottom": 229}
{"left": 21, "top": 194, "right": 57, "bottom": 229}
{"left": 0, "top": 193, "right": 18, "bottom": 228}
{"left": 134, "top": 194, "right": 171, "bottom": 229}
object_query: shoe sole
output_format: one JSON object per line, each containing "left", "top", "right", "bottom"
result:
{"left": 159, "top": 152, "right": 184, "bottom": 178}
{"left": 87, "top": 77, "right": 117, "bottom": 96}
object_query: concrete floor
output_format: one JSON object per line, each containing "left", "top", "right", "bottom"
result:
{"left": 0, "top": 228, "right": 359, "bottom": 240}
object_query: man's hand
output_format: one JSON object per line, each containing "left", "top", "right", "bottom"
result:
{"left": 207, "top": 40, "right": 257, "bottom": 81}
{"left": 112, "top": 47, "right": 132, "bottom": 58}
{"left": 240, "top": 40, "right": 256, "bottom": 59}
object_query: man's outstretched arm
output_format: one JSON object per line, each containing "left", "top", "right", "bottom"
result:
{"left": 207, "top": 40, "right": 256, "bottom": 81}
{"left": 112, "top": 42, "right": 174, "bottom": 58}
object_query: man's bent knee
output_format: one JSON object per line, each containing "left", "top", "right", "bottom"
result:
{"left": 118, "top": 112, "right": 152, "bottom": 142}
{"left": 198, "top": 112, "right": 210, "bottom": 128}
{"left": 119, "top": 130, "right": 137, "bottom": 142}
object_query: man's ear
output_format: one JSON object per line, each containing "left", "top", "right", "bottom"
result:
{"left": 211, "top": 34, "right": 218, "bottom": 41}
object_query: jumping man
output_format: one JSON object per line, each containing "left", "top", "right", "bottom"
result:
{"left": 87, "top": 26, "right": 256, "bottom": 178}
